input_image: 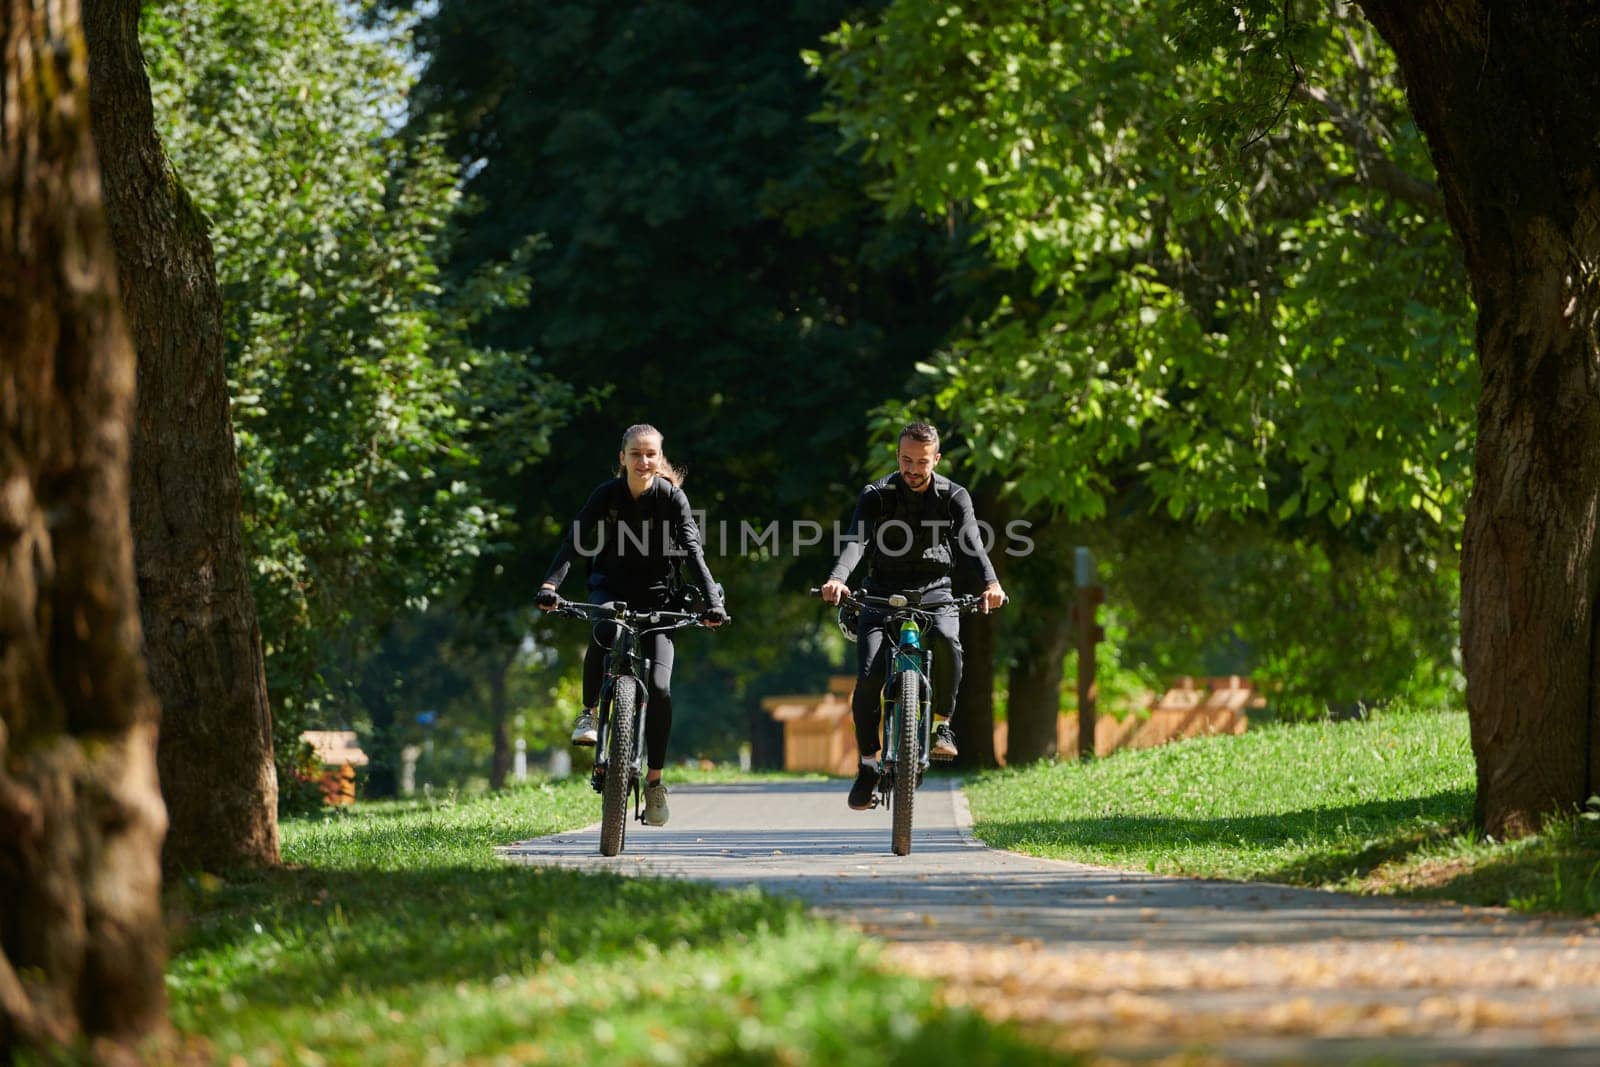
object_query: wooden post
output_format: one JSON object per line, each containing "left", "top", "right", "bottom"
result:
{"left": 1074, "top": 547, "right": 1106, "bottom": 760}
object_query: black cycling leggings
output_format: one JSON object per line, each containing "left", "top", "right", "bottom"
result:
{"left": 582, "top": 600, "right": 677, "bottom": 771}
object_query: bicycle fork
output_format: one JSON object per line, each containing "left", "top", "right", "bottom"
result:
{"left": 589, "top": 673, "right": 651, "bottom": 820}
{"left": 877, "top": 629, "right": 933, "bottom": 803}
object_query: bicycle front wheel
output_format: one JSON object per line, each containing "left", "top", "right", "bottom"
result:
{"left": 599, "top": 679, "right": 638, "bottom": 856}
{"left": 891, "top": 670, "right": 919, "bottom": 856}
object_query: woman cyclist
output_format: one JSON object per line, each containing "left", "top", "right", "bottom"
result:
{"left": 536, "top": 423, "right": 726, "bottom": 826}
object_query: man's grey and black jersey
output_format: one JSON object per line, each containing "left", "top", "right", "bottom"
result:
{"left": 829, "top": 470, "right": 999, "bottom": 751}
{"left": 828, "top": 471, "right": 998, "bottom": 598}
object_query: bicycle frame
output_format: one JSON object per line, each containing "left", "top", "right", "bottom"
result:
{"left": 832, "top": 590, "right": 987, "bottom": 790}
{"left": 546, "top": 595, "right": 726, "bottom": 856}
{"left": 554, "top": 600, "right": 706, "bottom": 799}
{"left": 813, "top": 587, "right": 988, "bottom": 855}
{"left": 594, "top": 622, "right": 647, "bottom": 790}
{"left": 880, "top": 615, "right": 934, "bottom": 779}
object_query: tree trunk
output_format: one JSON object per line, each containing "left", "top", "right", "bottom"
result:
{"left": 954, "top": 610, "right": 1002, "bottom": 769}
{"left": 1, "top": 0, "right": 168, "bottom": 1053}
{"left": 1001, "top": 516, "right": 1073, "bottom": 764}
{"left": 81, "top": 0, "right": 279, "bottom": 868}
{"left": 489, "top": 655, "right": 512, "bottom": 790}
{"left": 1006, "top": 609, "right": 1072, "bottom": 765}
{"left": 363, "top": 681, "right": 400, "bottom": 799}
{"left": 952, "top": 486, "right": 1007, "bottom": 770}
{"left": 1357, "top": 2, "right": 1600, "bottom": 837}
{"left": 749, "top": 704, "right": 784, "bottom": 771}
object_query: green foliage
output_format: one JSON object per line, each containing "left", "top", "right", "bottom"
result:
{"left": 812, "top": 0, "right": 1474, "bottom": 527}
{"left": 369, "top": 615, "right": 593, "bottom": 791}
{"left": 275, "top": 737, "right": 331, "bottom": 818}
{"left": 1093, "top": 515, "right": 1462, "bottom": 717}
{"left": 165, "top": 782, "right": 1057, "bottom": 1064}
{"left": 142, "top": 1, "right": 572, "bottom": 755}
{"left": 403, "top": 0, "right": 964, "bottom": 523}
{"left": 808, "top": 0, "right": 1476, "bottom": 710}
{"left": 386, "top": 0, "right": 1001, "bottom": 756}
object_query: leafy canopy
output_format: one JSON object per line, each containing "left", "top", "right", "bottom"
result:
{"left": 810, "top": 0, "right": 1474, "bottom": 530}
{"left": 143, "top": 0, "right": 571, "bottom": 733}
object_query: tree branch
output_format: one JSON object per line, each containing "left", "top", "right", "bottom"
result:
{"left": 1293, "top": 76, "right": 1445, "bottom": 214}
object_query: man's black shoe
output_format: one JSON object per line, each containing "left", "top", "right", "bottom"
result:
{"left": 848, "top": 763, "right": 879, "bottom": 810}
{"left": 931, "top": 721, "right": 958, "bottom": 761}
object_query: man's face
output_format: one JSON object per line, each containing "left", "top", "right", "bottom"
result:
{"left": 897, "top": 438, "right": 940, "bottom": 492}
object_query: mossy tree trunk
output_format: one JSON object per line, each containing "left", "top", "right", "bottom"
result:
{"left": 82, "top": 0, "right": 279, "bottom": 869}
{"left": 1358, "top": 1, "right": 1600, "bottom": 837}
{"left": 1, "top": 0, "right": 167, "bottom": 1054}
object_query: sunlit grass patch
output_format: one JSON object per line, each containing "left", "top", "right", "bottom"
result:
{"left": 966, "top": 709, "right": 1600, "bottom": 917}
{"left": 166, "top": 776, "right": 1062, "bottom": 1065}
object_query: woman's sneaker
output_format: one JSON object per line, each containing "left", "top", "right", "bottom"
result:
{"left": 931, "top": 721, "right": 958, "bottom": 760}
{"left": 570, "top": 711, "right": 598, "bottom": 747}
{"left": 643, "top": 781, "right": 670, "bottom": 826}
{"left": 848, "top": 762, "right": 879, "bottom": 810}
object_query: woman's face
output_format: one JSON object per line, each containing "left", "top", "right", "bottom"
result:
{"left": 621, "top": 433, "right": 663, "bottom": 484}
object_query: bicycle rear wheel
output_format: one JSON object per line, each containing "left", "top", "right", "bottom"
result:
{"left": 891, "top": 670, "right": 919, "bottom": 856}
{"left": 599, "top": 679, "right": 638, "bottom": 856}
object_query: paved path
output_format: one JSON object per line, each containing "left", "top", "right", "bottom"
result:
{"left": 501, "top": 778, "right": 1600, "bottom": 1063}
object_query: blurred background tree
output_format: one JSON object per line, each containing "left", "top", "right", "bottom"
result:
{"left": 136, "top": 0, "right": 1478, "bottom": 797}
{"left": 813, "top": 0, "right": 1472, "bottom": 748}
{"left": 144, "top": 0, "right": 573, "bottom": 800}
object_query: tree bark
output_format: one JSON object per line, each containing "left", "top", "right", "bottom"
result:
{"left": 1356, "top": 2, "right": 1600, "bottom": 837}
{"left": 1004, "top": 518, "right": 1073, "bottom": 765}
{"left": 748, "top": 704, "right": 784, "bottom": 771}
{"left": 1, "top": 0, "right": 167, "bottom": 1053}
{"left": 489, "top": 655, "right": 512, "bottom": 790}
{"left": 952, "top": 486, "right": 1006, "bottom": 770}
{"left": 81, "top": 0, "right": 279, "bottom": 868}
{"left": 362, "top": 678, "right": 400, "bottom": 798}
{"left": 954, "top": 609, "right": 1001, "bottom": 769}
{"left": 1006, "top": 609, "right": 1072, "bottom": 765}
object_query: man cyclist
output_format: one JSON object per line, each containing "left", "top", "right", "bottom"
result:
{"left": 819, "top": 422, "right": 1006, "bottom": 810}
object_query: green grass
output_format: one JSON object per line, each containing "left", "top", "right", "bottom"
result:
{"left": 966, "top": 708, "right": 1600, "bottom": 917}
{"left": 166, "top": 777, "right": 1060, "bottom": 1065}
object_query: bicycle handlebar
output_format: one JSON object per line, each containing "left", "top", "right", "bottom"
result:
{"left": 548, "top": 597, "right": 730, "bottom": 629}
{"left": 807, "top": 587, "right": 994, "bottom": 615}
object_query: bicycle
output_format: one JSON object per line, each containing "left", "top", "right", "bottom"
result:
{"left": 547, "top": 598, "right": 726, "bottom": 856}
{"left": 811, "top": 587, "right": 994, "bottom": 855}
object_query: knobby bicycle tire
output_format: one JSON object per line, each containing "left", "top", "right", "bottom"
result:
{"left": 891, "top": 670, "right": 919, "bottom": 856}
{"left": 599, "top": 679, "right": 638, "bottom": 856}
